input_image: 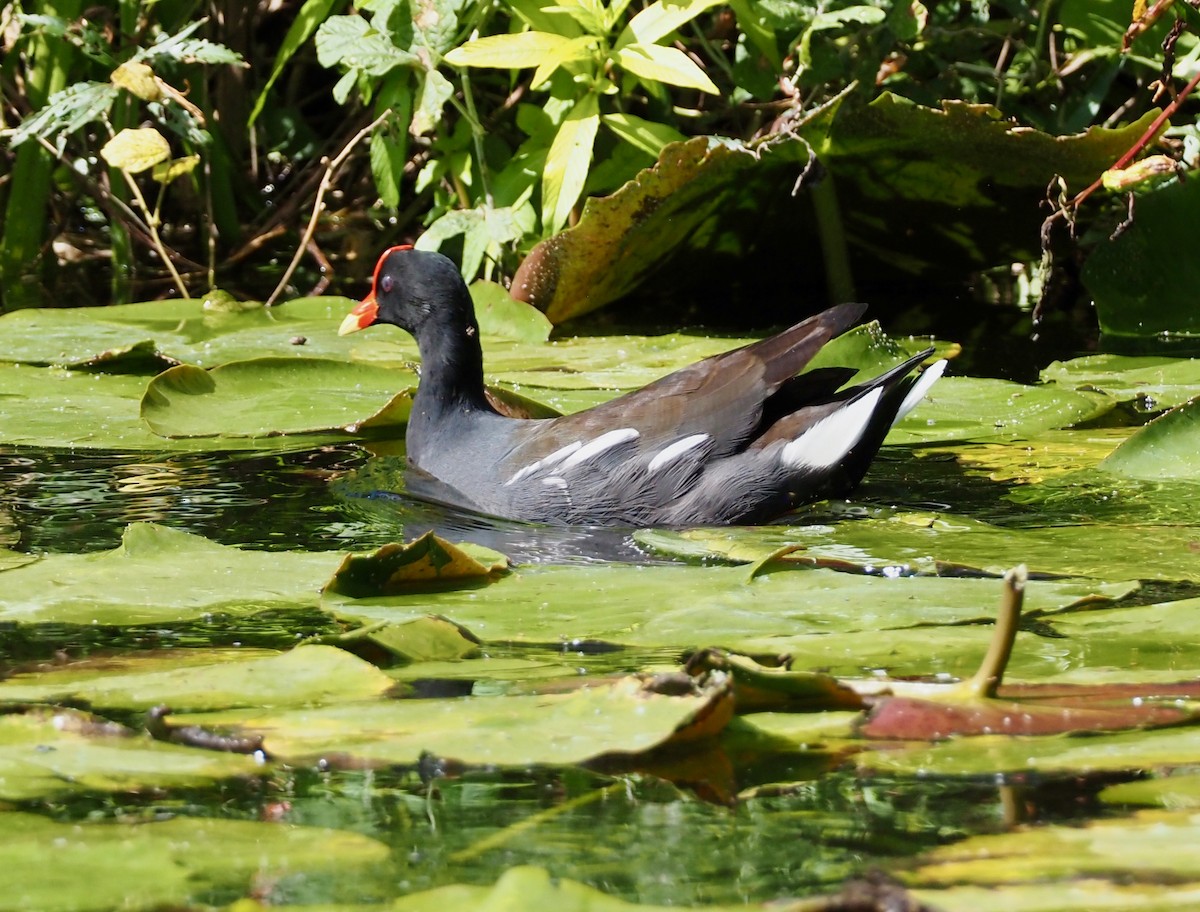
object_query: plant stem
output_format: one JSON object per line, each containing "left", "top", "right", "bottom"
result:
{"left": 810, "top": 173, "right": 855, "bottom": 304}
{"left": 460, "top": 69, "right": 493, "bottom": 207}
{"left": 967, "top": 565, "right": 1027, "bottom": 700}
{"left": 265, "top": 112, "right": 390, "bottom": 306}
{"left": 120, "top": 171, "right": 189, "bottom": 297}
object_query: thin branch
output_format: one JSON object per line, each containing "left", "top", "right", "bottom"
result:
{"left": 265, "top": 111, "right": 391, "bottom": 306}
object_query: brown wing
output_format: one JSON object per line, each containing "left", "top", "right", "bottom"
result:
{"left": 507, "top": 302, "right": 866, "bottom": 461}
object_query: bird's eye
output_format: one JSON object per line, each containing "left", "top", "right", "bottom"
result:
{"left": 380, "top": 274, "right": 394, "bottom": 294}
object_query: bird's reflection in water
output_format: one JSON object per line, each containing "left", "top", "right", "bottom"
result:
{"left": 333, "top": 453, "right": 657, "bottom": 565}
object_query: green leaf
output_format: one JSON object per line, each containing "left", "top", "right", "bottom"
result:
{"left": 140, "top": 358, "right": 415, "bottom": 438}
{"left": 151, "top": 154, "right": 200, "bottom": 184}
{"left": 444, "top": 30, "right": 577, "bottom": 68}
{"left": 543, "top": 94, "right": 600, "bottom": 233}
{"left": 250, "top": 0, "right": 347, "bottom": 126}
{"left": 1042, "top": 354, "right": 1200, "bottom": 411}
{"left": 531, "top": 34, "right": 600, "bottom": 88}
{"left": 315, "top": 14, "right": 417, "bottom": 76}
{"left": 0, "top": 645, "right": 394, "bottom": 712}
{"left": 469, "top": 280, "right": 553, "bottom": 342}
{"left": 602, "top": 112, "right": 686, "bottom": 157}
{"left": 615, "top": 0, "right": 726, "bottom": 49}
{"left": 412, "top": 67, "right": 453, "bottom": 135}
{"left": 615, "top": 42, "right": 720, "bottom": 93}
{"left": 100, "top": 127, "right": 171, "bottom": 173}
{"left": 1101, "top": 397, "right": 1200, "bottom": 480}
{"left": 0, "top": 523, "right": 343, "bottom": 626}
{"left": 371, "top": 126, "right": 406, "bottom": 208}
{"left": 7, "top": 81, "right": 118, "bottom": 148}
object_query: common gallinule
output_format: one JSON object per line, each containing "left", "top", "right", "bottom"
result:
{"left": 340, "top": 246, "right": 945, "bottom": 526}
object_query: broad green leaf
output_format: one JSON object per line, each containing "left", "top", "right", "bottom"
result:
{"left": 0, "top": 645, "right": 394, "bottom": 712}
{"left": 543, "top": 94, "right": 600, "bottom": 233}
{"left": 887, "top": 377, "right": 1112, "bottom": 444}
{"left": 100, "top": 127, "right": 170, "bottom": 173}
{"left": 615, "top": 0, "right": 726, "bottom": 48}
{"left": 0, "top": 709, "right": 262, "bottom": 801}
{"left": 325, "top": 561, "right": 1132, "bottom": 655}
{"left": 602, "top": 111, "right": 686, "bottom": 157}
{"left": 444, "top": 30, "right": 576, "bottom": 68}
{"left": 140, "top": 357, "right": 414, "bottom": 438}
{"left": 1042, "top": 354, "right": 1200, "bottom": 411}
{"left": 370, "top": 124, "right": 407, "bottom": 207}
{"left": 0, "top": 523, "right": 342, "bottom": 625}
{"left": 0, "top": 810, "right": 389, "bottom": 910}
{"left": 637, "top": 515, "right": 1200, "bottom": 582}
{"left": 1083, "top": 177, "right": 1200, "bottom": 339}
{"left": 168, "top": 671, "right": 732, "bottom": 767}
{"left": 469, "top": 280, "right": 553, "bottom": 342}
{"left": 615, "top": 42, "right": 720, "bottom": 94}
{"left": 507, "top": 0, "right": 585, "bottom": 37}
{"left": 1101, "top": 774, "right": 1200, "bottom": 809}
{"left": 314, "top": 14, "right": 417, "bottom": 75}
{"left": 1100, "top": 397, "right": 1200, "bottom": 480}
{"left": 249, "top": 0, "right": 346, "bottom": 125}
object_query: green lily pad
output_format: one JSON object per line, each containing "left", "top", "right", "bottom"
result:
{"left": 1100, "top": 397, "right": 1200, "bottom": 480}
{"left": 167, "top": 670, "right": 732, "bottom": 768}
{"left": 914, "top": 880, "right": 1200, "bottom": 912}
{"left": 0, "top": 809, "right": 389, "bottom": 911}
{"left": 638, "top": 514, "right": 1200, "bottom": 583}
{"left": 0, "top": 522, "right": 344, "bottom": 625}
{"left": 887, "top": 377, "right": 1113, "bottom": 444}
{"left": 141, "top": 357, "right": 415, "bottom": 438}
{"left": 322, "top": 617, "right": 484, "bottom": 665}
{"left": 1101, "top": 773, "right": 1200, "bottom": 809}
{"left": 0, "top": 707, "right": 262, "bottom": 801}
{"left": 470, "top": 280, "right": 553, "bottom": 342}
{"left": 0, "top": 644, "right": 395, "bottom": 712}
{"left": 859, "top": 724, "right": 1200, "bottom": 777}
{"left": 325, "top": 562, "right": 1134, "bottom": 652}
{"left": 1042, "top": 354, "right": 1200, "bottom": 411}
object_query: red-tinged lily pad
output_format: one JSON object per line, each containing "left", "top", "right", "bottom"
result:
{"left": 858, "top": 686, "right": 1200, "bottom": 740}
{"left": 323, "top": 533, "right": 510, "bottom": 597}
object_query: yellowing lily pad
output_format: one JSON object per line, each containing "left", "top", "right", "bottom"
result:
{"left": 324, "top": 532, "right": 509, "bottom": 596}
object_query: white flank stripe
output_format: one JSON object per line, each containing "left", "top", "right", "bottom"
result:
{"left": 893, "top": 359, "right": 946, "bottom": 425}
{"left": 542, "top": 476, "right": 568, "bottom": 489}
{"left": 504, "top": 441, "right": 582, "bottom": 486}
{"left": 781, "top": 388, "right": 883, "bottom": 470}
{"left": 647, "top": 433, "right": 710, "bottom": 473}
{"left": 560, "top": 428, "right": 640, "bottom": 470}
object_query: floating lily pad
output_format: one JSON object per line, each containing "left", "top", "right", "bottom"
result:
{"left": 637, "top": 515, "right": 1200, "bottom": 582}
{"left": 1042, "top": 354, "right": 1200, "bottom": 411}
{"left": 886, "top": 377, "right": 1112, "bottom": 444}
{"left": 0, "top": 809, "right": 390, "bottom": 911}
{"left": 1101, "top": 773, "right": 1200, "bottom": 809}
{"left": 0, "top": 707, "right": 262, "bottom": 801}
{"left": 1100, "top": 397, "right": 1200, "bottom": 480}
{"left": 0, "top": 645, "right": 395, "bottom": 712}
{"left": 140, "top": 357, "right": 415, "bottom": 438}
{"left": 325, "top": 562, "right": 1134, "bottom": 652}
{"left": 0, "top": 522, "right": 343, "bottom": 625}
{"left": 168, "top": 671, "right": 733, "bottom": 768}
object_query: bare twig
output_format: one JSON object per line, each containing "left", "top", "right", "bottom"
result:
{"left": 265, "top": 111, "right": 391, "bottom": 306}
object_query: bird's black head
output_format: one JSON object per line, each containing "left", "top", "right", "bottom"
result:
{"left": 339, "top": 246, "right": 473, "bottom": 339}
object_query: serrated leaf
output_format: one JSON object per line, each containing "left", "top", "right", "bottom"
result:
{"left": 602, "top": 112, "right": 686, "bottom": 156}
{"left": 542, "top": 94, "right": 600, "bottom": 233}
{"left": 315, "top": 15, "right": 417, "bottom": 75}
{"left": 444, "top": 30, "right": 576, "bottom": 68}
{"left": 615, "top": 0, "right": 726, "bottom": 49}
{"left": 8, "top": 81, "right": 118, "bottom": 148}
{"left": 615, "top": 43, "right": 719, "bottom": 93}
{"left": 100, "top": 128, "right": 171, "bottom": 173}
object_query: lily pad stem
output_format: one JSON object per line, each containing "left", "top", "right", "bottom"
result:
{"left": 967, "top": 564, "right": 1026, "bottom": 699}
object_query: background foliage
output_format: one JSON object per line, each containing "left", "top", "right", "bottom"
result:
{"left": 1, "top": 0, "right": 1197, "bottom": 341}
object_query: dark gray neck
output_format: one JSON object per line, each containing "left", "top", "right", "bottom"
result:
{"left": 407, "top": 309, "right": 494, "bottom": 459}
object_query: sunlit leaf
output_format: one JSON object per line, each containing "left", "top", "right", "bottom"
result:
{"left": 543, "top": 94, "right": 600, "bottom": 233}
{"left": 151, "top": 154, "right": 200, "bottom": 184}
{"left": 324, "top": 532, "right": 509, "bottom": 597}
{"left": 110, "top": 60, "right": 161, "bottom": 101}
{"left": 602, "top": 112, "right": 687, "bottom": 157}
{"left": 615, "top": 0, "right": 726, "bottom": 48}
{"left": 444, "top": 30, "right": 576, "bottom": 68}
{"left": 1100, "top": 397, "right": 1200, "bottom": 480}
{"left": 615, "top": 43, "right": 719, "bottom": 94}
{"left": 1042, "top": 354, "right": 1200, "bottom": 411}
{"left": 100, "top": 127, "right": 171, "bottom": 173}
